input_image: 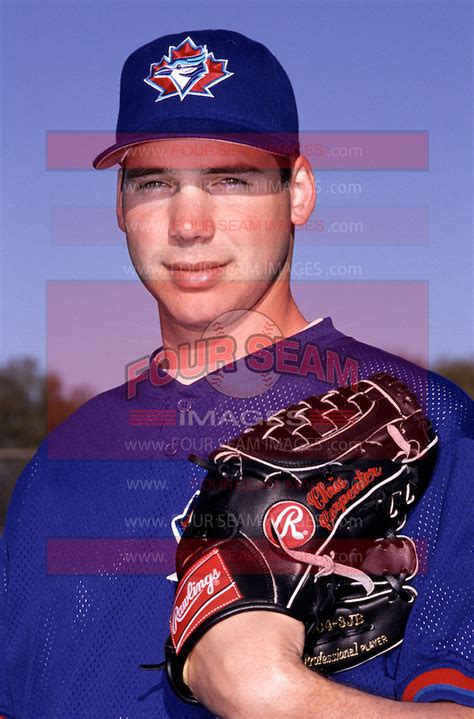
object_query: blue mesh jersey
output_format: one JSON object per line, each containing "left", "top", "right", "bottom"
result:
{"left": 0, "top": 317, "right": 473, "bottom": 718}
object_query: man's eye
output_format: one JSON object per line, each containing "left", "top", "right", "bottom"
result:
{"left": 218, "top": 177, "right": 248, "bottom": 186}
{"left": 208, "top": 177, "right": 250, "bottom": 193}
{"left": 137, "top": 180, "right": 170, "bottom": 191}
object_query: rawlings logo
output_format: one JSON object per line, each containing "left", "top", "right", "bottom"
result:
{"left": 144, "top": 35, "right": 234, "bottom": 101}
{"left": 171, "top": 567, "right": 221, "bottom": 634}
{"left": 171, "top": 550, "right": 242, "bottom": 653}
{"left": 263, "top": 501, "right": 316, "bottom": 549}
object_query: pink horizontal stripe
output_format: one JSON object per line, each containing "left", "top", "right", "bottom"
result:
{"left": 129, "top": 412, "right": 176, "bottom": 416}
{"left": 128, "top": 422, "right": 176, "bottom": 425}
{"left": 46, "top": 131, "right": 428, "bottom": 170}
{"left": 46, "top": 537, "right": 429, "bottom": 575}
{"left": 51, "top": 206, "right": 429, "bottom": 246}
{"left": 129, "top": 410, "right": 176, "bottom": 413}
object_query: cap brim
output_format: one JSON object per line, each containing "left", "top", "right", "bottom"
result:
{"left": 93, "top": 120, "right": 299, "bottom": 169}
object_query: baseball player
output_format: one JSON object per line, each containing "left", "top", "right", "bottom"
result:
{"left": 0, "top": 29, "right": 472, "bottom": 719}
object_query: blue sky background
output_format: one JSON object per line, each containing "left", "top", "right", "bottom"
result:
{"left": 1, "top": 0, "right": 472, "bottom": 388}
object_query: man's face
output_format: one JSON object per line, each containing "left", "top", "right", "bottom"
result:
{"left": 117, "top": 138, "right": 295, "bottom": 332}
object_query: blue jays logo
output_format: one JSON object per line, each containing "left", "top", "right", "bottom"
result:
{"left": 144, "top": 35, "right": 233, "bottom": 101}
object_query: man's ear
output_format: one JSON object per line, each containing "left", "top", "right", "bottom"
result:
{"left": 289, "top": 155, "right": 316, "bottom": 226}
{"left": 116, "top": 169, "right": 126, "bottom": 232}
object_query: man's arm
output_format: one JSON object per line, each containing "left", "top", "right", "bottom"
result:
{"left": 187, "top": 613, "right": 471, "bottom": 719}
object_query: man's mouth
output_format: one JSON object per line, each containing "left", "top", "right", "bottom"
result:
{"left": 164, "top": 261, "right": 230, "bottom": 288}
{"left": 166, "top": 261, "right": 228, "bottom": 272}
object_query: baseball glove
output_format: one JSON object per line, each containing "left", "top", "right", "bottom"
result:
{"left": 146, "top": 373, "right": 438, "bottom": 703}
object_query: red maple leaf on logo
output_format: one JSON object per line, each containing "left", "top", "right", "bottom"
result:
{"left": 145, "top": 36, "right": 233, "bottom": 101}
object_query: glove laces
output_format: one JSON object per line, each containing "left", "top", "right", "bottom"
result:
{"left": 271, "top": 520, "right": 374, "bottom": 595}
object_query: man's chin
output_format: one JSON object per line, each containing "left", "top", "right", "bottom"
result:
{"left": 164, "top": 303, "right": 234, "bottom": 334}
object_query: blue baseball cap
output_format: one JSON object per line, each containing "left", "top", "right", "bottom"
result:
{"left": 93, "top": 29, "right": 300, "bottom": 169}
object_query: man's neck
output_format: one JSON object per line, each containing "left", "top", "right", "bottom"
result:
{"left": 157, "top": 298, "right": 311, "bottom": 381}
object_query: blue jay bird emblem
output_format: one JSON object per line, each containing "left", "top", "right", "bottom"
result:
{"left": 145, "top": 35, "right": 233, "bottom": 101}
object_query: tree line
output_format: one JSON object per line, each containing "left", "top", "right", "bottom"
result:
{"left": 0, "top": 356, "right": 473, "bottom": 529}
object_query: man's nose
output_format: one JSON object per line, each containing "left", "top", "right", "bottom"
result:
{"left": 169, "top": 185, "right": 215, "bottom": 244}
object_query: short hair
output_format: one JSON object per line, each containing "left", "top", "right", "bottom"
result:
{"left": 279, "top": 166, "right": 292, "bottom": 186}
{"left": 276, "top": 153, "right": 298, "bottom": 187}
